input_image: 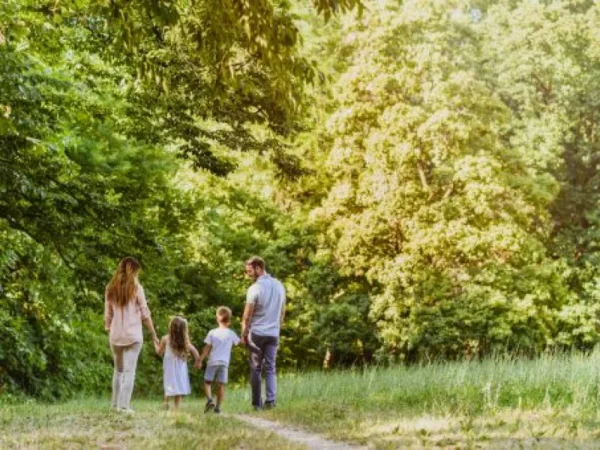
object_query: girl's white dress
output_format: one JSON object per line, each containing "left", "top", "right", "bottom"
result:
{"left": 163, "top": 341, "right": 191, "bottom": 396}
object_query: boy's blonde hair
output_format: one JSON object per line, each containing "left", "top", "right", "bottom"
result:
{"left": 216, "top": 306, "right": 232, "bottom": 324}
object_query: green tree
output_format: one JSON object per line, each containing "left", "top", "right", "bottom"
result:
{"left": 310, "top": 0, "right": 567, "bottom": 360}
{"left": 478, "top": 0, "right": 600, "bottom": 348}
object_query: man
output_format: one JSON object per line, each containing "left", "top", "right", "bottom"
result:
{"left": 241, "top": 256, "right": 286, "bottom": 410}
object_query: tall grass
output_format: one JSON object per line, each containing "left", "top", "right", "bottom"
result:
{"left": 266, "top": 350, "right": 600, "bottom": 415}
{"left": 241, "top": 350, "right": 600, "bottom": 446}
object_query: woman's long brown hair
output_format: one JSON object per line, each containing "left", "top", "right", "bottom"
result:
{"left": 168, "top": 316, "right": 190, "bottom": 359}
{"left": 106, "top": 257, "right": 141, "bottom": 307}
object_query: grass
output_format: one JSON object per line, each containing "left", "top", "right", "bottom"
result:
{"left": 5, "top": 352, "right": 600, "bottom": 448}
{"left": 255, "top": 351, "right": 600, "bottom": 448}
{"left": 0, "top": 398, "right": 303, "bottom": 450}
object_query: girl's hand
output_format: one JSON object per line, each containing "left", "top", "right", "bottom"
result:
{"left": 194, "top": 359, "right": 202, "bottom": 370}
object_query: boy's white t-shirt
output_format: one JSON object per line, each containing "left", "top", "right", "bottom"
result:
{"left": 204, "top": 327, "right": 240, "bottom": 367}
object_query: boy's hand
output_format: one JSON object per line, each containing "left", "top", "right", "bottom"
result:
{"left": 194, "top": 359, "right": 203, "bottom": 370}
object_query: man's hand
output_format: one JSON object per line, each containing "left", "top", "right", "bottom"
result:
{"left": 242, "top": 303, "right": 254, "bottom": 345}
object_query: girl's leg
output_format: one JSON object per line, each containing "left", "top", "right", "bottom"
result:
{"left": 118, "top": 342, "right": 142, "bottom": 410}
{"left": 174, "top": 396, "right": 182, "bottom": 410}
{"left": 163, "top": 396, "right": 170, "bottom": 409}
{"left": 110, "top": 344, "right": 125, "bottom": 409}
{"left": 216, "top": 383, "right": 225, "bottom": 409}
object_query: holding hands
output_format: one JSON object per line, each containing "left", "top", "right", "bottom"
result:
{"left": 154, "top": 335, "right": 165, "bottom": 355}
{"left": 154, "top": 329, "right": 203, "bottom": 370}
{"left": 188, "top": 343, "right": 203, "bottom": 371}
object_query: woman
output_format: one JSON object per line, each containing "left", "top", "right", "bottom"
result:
{"left": 104, "top": 257, "right": 159, "bottom": 412}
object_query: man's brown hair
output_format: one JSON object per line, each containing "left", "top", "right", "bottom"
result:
{"left": 245, "top": 256, "right": 265, "bottom": 270}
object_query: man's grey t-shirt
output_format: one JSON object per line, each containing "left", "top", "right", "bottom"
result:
{"left": 246, "top": 273, "right": 285, "bottom": 337}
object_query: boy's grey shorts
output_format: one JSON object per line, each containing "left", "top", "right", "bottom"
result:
{"left": 204, "top": 364, "right": 228, "bottom": 384}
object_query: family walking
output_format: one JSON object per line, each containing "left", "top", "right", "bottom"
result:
{"left": 104, "top": 256, "right": 285, "bottom": 413}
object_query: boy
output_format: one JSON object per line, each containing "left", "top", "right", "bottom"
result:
{"left": 198, "top": 306, "right": 240, "bottom": 413}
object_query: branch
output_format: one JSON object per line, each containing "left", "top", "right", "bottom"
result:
{"left": 417, "top": 160, "right": 430, "bottom": 192}
{"left": 0, "top": 214, "right": 76, "bottom": 271}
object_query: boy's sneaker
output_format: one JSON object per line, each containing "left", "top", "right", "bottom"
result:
{"left": 204, "top": 398, "right": 216, "bottom": 413}
{"left": 214, "top": 407, "right": 221, "bottom": 414}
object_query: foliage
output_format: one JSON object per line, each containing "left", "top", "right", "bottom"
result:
{"left": 3, "top": 0, "right": 600, "bottom": 400}
{"left": 301, "top": 0, "right": 600, "bottom": 360}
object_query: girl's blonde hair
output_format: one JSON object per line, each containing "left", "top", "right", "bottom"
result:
{"left": 106, "top": 257, "right": 141, "bottom": 308}
{"left": 168, "top": 316, "right": 190, "bottom": 358}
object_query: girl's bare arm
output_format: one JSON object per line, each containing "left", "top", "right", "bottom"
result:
{"left": 187, "top": 343, "right": 201, "bottom": 361}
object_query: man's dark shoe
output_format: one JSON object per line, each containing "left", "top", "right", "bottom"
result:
{"left": 204, "top": 398, "right": 216, "bottom": 413}
{"left": 264, "top": 401, "right": 276, "bottom": 410}
{"left": 253, "top": 405, "right": 263, "bottom": 412}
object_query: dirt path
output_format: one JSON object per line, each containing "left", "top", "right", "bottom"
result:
{"left": 232, "top": 414, "right": 369, "bottom": 450}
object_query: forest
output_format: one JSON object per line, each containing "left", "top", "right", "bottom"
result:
{"left": 2, "top": 0, "right": 600, "bottom": 400}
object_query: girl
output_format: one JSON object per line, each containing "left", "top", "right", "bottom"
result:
{"left": 155, "top": 316, "right": 201, "bottom": 410}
